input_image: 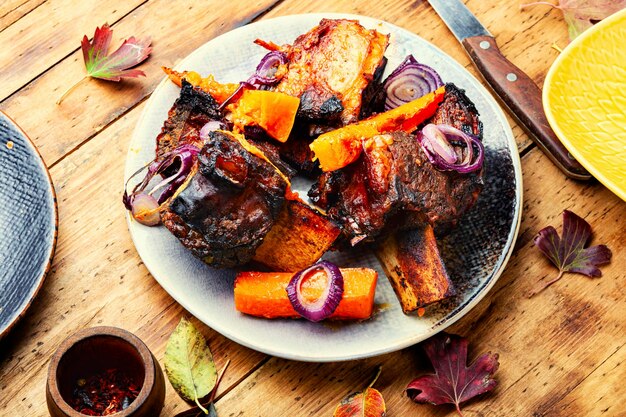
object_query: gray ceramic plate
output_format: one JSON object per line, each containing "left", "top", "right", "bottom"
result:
{"left": 125, "top": 14, "right": 522, "bottom": 362}
{"left": 0, "top": 111, "right": 57, "bottom": 339}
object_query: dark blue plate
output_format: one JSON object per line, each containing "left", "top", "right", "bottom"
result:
{"left": 0, "top": 111, "right": 57, "bottom": 338}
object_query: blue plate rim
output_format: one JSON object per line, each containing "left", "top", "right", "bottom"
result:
{"left": 0, "top": 110, "right": 58, "bottom": 339}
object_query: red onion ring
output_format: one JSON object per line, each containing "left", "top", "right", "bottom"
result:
{"left": 250, "top": 51, "right": 287, "bottom": 86}
{"left": 286, "top": 261, "right": 344, "bottom": 322}
{"left": 417, "top": 124, "right": 484, "bottom": 174}
{"left": 123, "top": 144, "right": 201, "bottom": 224}
{"left": 383, "top": 55, "right": 443, "bottom": 111}
{"left": 129, "top": 192, "right": 160, "bottom": 226}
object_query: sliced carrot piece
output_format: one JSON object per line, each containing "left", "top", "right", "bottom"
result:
{"left": 310, "top": 86, "right": 446, "bottom": 172}
{"left": 234, "top": 268, "right": 378, "bottom": 320}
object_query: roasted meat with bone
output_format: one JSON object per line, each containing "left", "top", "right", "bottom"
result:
{"left": 308, "top": 83, "right": 484, "bottom": 243}
{"left": 161, "top": 131, "right": 287, "bottom": 268}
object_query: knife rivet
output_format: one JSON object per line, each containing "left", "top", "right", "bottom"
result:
{"left": 506, "top": 73, "right": 518, "bottom": 82}
{"left": 479, "top": 41, "right": 490, "bottom": 49}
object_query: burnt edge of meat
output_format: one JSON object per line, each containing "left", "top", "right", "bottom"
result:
{"left": 359, "top": 56, "right": 388, "bottom": 119}
{"left": 298, "top": 92, "right": 344, "bottom": 121}
{"left": 309, "top": 132, "right": 483, "bottom": 245}
{"left": 276, "top": 124, "right": 322, "bottom": 177}
{"left": 243, "top": 125, "right": 297, "bottom": 179}
{"left": 155, "top": 80, "right": 223, "bottom": 158}
{"left": 162, "top": 131, "right": 287, "bottom": 268}
{"left": 425, "top": 83, "right": 483, "bottom": 139}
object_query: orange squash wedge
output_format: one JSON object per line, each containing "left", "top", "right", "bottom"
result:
{"left": 229, "top": 89, "right": 300, "bottom": 143}
{"left": 310, "top": 86, "right": 445, "bottom": 172}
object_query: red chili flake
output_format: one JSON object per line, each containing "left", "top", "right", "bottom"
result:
{"left": 70, "top": 368, "right": 140, "bottom": 416}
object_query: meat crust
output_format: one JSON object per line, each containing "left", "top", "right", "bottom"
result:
{"left": 162, "top": 131, "right": 287, "bottom": 268}
{"left": 156, "top": 80, "right": 223, "bottom": 157}
{"left": 276, "top": 19, "right": 389, "bottom": 125}
{"left": 309, "top": 84, "right": 485, "bottom": 243}
{"left": 309, "top": 132, "right": 483, "bottom": 243}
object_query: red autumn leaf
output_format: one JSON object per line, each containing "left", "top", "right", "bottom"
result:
{"left": 334, "top": 367, "right": 386, "bottom": 417}
{"left": 407, "top": 333, "right": 499, "bottom": 417}
{"left": 81, "top": 23, "right": 152, "bottom": 81}
{"left": 529, "top": 210, "right": 612, "bottom": 297}
{"left": 57, "top": 23, "right": 152, "bottom": 104}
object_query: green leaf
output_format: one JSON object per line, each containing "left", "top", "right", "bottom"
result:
{"left": 165, "top": 317, "right": 217, "bottom": 412}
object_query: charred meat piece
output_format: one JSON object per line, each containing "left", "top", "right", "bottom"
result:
{"left": 276, "top": 19, "right": 389, "bottom": 125}
{"left": 243, "top": 126, "right": 297, "bottom": 179}
{"left": 275, "top": 124, "right": 322, "bottom": 176}
{"left": 309, "top": 83, "right": 484, "bottom": 242}
{"left": 426, "top": 83, "right": 483, "bottom": 139}
{"left": 309, "top": 131, "right": 483, "bottom": 243}
{"left": 156, "top": 80, "right": 223, "bottom": 157}
{"left": 162, "top": 131, "right": 287, "bottom": 268}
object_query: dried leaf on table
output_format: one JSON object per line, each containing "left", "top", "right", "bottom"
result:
{"left": 57, "top": 23, "right": 152, "bottom": 104}
{"left": 529, "top": 209, "right": 612, "bottom": 297}
{"left": 165, "top": 317, "right": 217, "bottom": 414}
{"left": 173, "top": 359, "right": 230, "bottom": 417}
{"left": 333, "top": 366, "right": 386, "bottom": 417}
{"left": 175, "top": 402, "right": 218, "bottom": 417}
{"left": 407, "top": 332, "right": 499, "bottom": 417}
{"left": 521, "top": 0, "right": 626, "bottom": 40}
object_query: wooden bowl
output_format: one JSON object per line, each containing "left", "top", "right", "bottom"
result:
{"left": 46, "top": 327, "right": 165, "bottom": 417}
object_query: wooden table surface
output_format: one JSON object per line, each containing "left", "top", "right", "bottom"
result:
{"left": 1, "top": 0, "right": 624, "bottom": 415}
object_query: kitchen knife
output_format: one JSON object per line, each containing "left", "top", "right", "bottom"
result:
{"left": 428, "top": 0, "right": 591, "bottom": 180}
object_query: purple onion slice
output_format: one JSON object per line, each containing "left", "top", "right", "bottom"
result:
{"left": 219, "top": 51, "right": 288, "bottom": 110}
{"left": 417, "top": 124, "right": 484, "bottom": 174}
{"left": 286, "top": 261, "right": 344, "bottom": 322}
{"left": 250, "top": 51, "right": 287, "bottom": 86}
{"left": 383, "top": 55, "right": 443, "bottom": 111}
{"left": 123, "top": 144, "right": 201, "bottom": 225}
{"left": 129, "top": 192, "right": 160, "bottom": 226}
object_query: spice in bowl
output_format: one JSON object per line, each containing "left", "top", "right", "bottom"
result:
{"left": 71, "top": 368, "right": 140, "bottom": 415}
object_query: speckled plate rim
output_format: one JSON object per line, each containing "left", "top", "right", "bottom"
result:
{"left": 543, "top": 8, "right": 626, "bottom": 202}
{"left": 125, "top": 13, "right": 523, "bottom": 362}
{"left": 0, "top": 110, "right": 58, "bottom": 339}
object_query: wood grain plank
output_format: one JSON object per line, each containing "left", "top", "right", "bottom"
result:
{"left": 206, "top": 146, "right": 626, "bottom": 416}
{"left": 1, "top": 2, "right": 622, "bottom": 417}
{"left": 0, "top": 0, "right": 281, "bottom": 168}
{"left": 0, "top": 102, "right": 267, "bottom": 416}
{"left": 544, "top": 345, "right": 625, "bottom": 417}
{"left": 0, "top": 0, "right": 148, "bottom": 101}
{"left": 0, "top": 0, "right": 46, "bottom": 32}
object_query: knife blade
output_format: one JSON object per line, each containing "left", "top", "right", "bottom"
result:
{"left": 428, "top": 0, "right": 591, "bottom": 180}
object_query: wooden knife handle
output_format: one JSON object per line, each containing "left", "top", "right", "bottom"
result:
{"left": 462, "top": 35, "right": 591, "bottom": 180}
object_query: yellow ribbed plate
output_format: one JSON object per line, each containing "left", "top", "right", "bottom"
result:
{"left": 544, "top": 9, "right": 626, "bottom": 201}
